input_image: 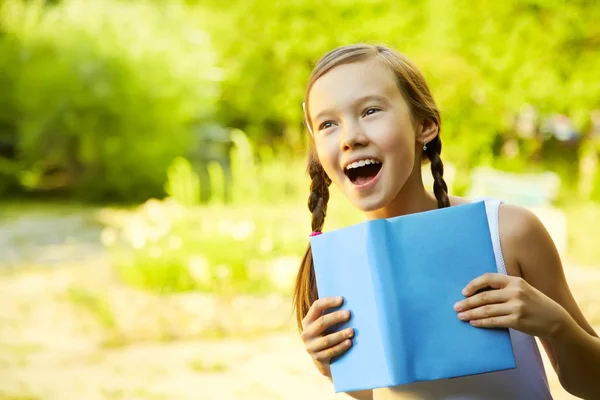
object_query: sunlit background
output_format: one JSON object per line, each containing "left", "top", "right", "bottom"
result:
{"left": 0, "top": 0, "right": 599, "bottom": 399}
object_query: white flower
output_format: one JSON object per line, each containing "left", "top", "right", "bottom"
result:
{"left": 231, "top": 220, "right": 254, "bottom": 241}
{"left": 215, "top": 264, "right": 231, "bottom": 281}
{"left": 188, "top": 256, "right": 211, "bottom": 286}
{"left": 143, "top": 198, "right": 165, "bottom": 222}
{"left": 124, "top": 215, "right": 147, "bottom": 249}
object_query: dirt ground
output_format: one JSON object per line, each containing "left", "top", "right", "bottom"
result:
{"left": 1, "top": 259, "right": 599, "bottom": 400}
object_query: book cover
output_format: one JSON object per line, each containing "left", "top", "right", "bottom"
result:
{"left": 309, "top": 201, "right": 517, "bottom": 393}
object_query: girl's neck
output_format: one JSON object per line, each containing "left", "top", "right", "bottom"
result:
{"left": 365, "top": 173, "right": 439, "bottom": 220}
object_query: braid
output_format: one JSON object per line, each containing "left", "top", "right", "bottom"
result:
{"left": 425, "top": 136, "right": 450, "bottom": 208}
{"left": 293, "top": 160, "right": 331, "bottom": 331}
{"left": 308, "top": 162, "right": 332, "bottom": 232}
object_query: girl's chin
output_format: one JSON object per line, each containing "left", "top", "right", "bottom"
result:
{"left": 347, "top": 193, "right": 391, "bottom": 215}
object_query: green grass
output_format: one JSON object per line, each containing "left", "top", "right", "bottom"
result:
{"left": 189, "top": 359, "right": 228, "bottom": 373}
{"left": 63, "top": 287, "right": 127, "bottom": 347}
{"left": 0, "top": 395, "right": 40, "bottom": 400}
{"left": 107, "top": 192, "right": 363, "bottom": 296}
{"left": 65, "top": 288, "right": 117, "bottom": 331}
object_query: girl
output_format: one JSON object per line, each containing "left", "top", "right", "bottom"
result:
{"left": 292, "top": 43, "right": 600, "bottom": 400}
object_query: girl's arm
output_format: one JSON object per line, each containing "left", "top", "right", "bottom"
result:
{"left": 456, "top": 204, "right": 600, "bottom": 399}
{"left": 505, "top": 205, "right": 600, "bottom": 398}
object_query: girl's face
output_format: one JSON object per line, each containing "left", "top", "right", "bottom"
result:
{"left": 307, "top": 58, "right": 426, "bottom": 216}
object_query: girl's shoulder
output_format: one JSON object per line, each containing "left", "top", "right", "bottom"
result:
{"left": 497, "top": 202, "right": 557, "bottom": 280}
{"left": 449, "top": 195, "right": 544, "bottom": 254}
{"left": 449, "top": 195, "right": 550, "bottom": 278}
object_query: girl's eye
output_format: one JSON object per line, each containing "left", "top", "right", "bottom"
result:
{"left": 363, "top": 107, "right": 380, "bottom": 117}
{"left": 319, "top": 121, "right": 335, "bottom": 131}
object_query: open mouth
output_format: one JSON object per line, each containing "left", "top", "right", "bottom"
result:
{"left": 344, "top": 159, "right": 382, "bottom": 186}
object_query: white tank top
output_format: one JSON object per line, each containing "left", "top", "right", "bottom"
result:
{"left": 373, "top": 199, "right": 554, "bottom": 400}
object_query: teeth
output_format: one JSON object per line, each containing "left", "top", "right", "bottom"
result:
{"left": 345, "top": 159, "right": 381, "bottom": 170}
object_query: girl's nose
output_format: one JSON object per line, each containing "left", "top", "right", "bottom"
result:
{"left": 340, "top": 121, "right": 368, "bottom": 151}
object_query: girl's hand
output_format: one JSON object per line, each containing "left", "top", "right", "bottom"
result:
{"left": 454, "top": 273, "right": 571, "bottom": 339}
{"left": 301, "top": 296, "right": 354, "bottom": 377}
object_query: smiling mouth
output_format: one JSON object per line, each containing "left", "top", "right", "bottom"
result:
{"left": 344, "top": 160, "right": 382, "bottom": 186}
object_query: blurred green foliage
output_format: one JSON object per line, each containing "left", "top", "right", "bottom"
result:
{"left": 104, "top": 194, "right": 362, "bottom": 294}
{"left": 105, "top": 199, "right": 310, "bottom": 294}
{"left": 202, "top": 0, "right": 600, "bottom": 175}
{"left": 165, "top": 157, "right": 202, "bottom": 206}
{"left": 0, "top": 0, "right": 599, "bottom": 203}
{"left": 0, "top": 0, "right": 220, "bottom": 201}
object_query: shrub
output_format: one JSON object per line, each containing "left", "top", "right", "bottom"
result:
{"left": 1, "top": 0, "right": 221, "bottom": 201}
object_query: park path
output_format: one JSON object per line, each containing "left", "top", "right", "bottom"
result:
{"left": 1, "top": 259, "right": 599, "bottom": 400}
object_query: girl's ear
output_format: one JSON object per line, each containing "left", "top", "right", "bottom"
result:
{"left": 421, "top": 117, "right": 439, "bottom": 145}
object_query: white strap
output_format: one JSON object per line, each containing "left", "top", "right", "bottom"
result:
{"left": 481, "top": 198, "right": 507, "bottom": 276}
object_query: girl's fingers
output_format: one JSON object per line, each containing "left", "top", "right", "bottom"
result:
{"left": 462, "top": 273, "right": 511, "bottom": 296}
{"left": 302, "top": 309, "right": 351, "bottom": 340}
{"left": 313, "top": 338, "right": 353, "bottom": 363}
{"left": 306, "top": 328, "right": 354, "bottom": 353}
{"left": 469, "top": 315, "right": 518, "bottom": 329}
{"left": 454, "top": 287, "right": 512, "bottom": 312}
{"left": 302, "top": 296, "right": 343, "bottom": 329}
{"left": 457, "top": 303, "right": 513, "bottom": 322}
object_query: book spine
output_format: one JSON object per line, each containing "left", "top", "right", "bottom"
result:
{"left": 366, "top": 219, "right": 405, "bottom": 386}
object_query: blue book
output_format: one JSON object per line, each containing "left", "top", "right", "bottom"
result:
{"left": 309, "top": 201, "right": 516, "bottom": 393}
